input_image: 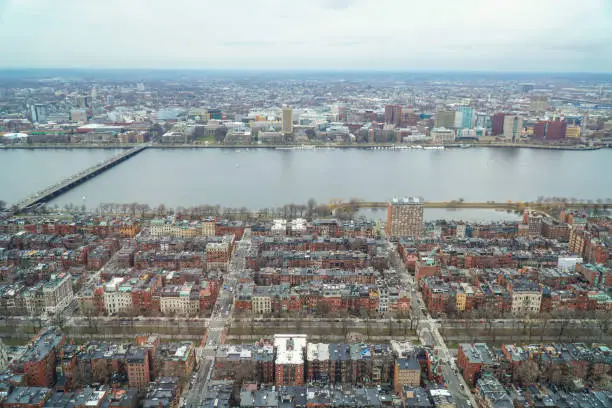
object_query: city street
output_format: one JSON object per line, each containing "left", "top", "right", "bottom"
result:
{"left": 184, "top": 228, "right": 251, "bottom": 408}
{"left": 392, "top": 248, "right": 476, "bottom": 408}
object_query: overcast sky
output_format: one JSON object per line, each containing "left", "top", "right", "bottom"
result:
{"left": 1, "top": 0, "right": 611, "bottom": 71}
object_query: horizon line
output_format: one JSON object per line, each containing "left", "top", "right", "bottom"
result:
{"left": 0, "top": 67, "right": 611, "bottom": 75}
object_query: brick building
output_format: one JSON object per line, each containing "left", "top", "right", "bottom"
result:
{"left": 274, "top": 335, "right": 306, "bottom": 386}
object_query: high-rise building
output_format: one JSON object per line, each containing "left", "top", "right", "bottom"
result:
{"left": 434, "top": 110, "right": 455, "bottom": 128}
{"left": 282, "top": 107, "right": 293, "bottom": 135}
{"left": 475, "top": 113, "right": 490, "bottom": 130}
{"left": 491, "top": 113, "right": 505, "bottom": 136}
{"left": 337, "top": 105, "right": 347, "bottom": 122}
{"left": 454, "top": 111, "right": 463, "bottom": 128}
{"left": 29, "top": 104, "right": 48, "bottom": 123}
{"left": 386, "top": 197, "right": 424, "bottom": 238}
{"left": 384, "top": 104, "right": 402, "bottom": 126}
{"left": 76, "top": 95, "right": 89, "bottom": 108}
{"left": 457, "top": 106, "right": 473, "bottom": 129}
{"left": 502, "top": 115, "right": 523, "bottom": 142}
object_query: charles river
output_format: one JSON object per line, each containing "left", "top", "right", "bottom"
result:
{"left": 1, "top": 147, "right": 611, "bottom": 221}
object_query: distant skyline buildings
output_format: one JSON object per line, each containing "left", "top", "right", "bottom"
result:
{"left": 384, "top": 105, "right": 402, "bottom": 126}
{"left": 282, "top": 107, "right": 293, "bottom": 136}
{"left": 457, "top": 106, "right": 474, "bottom": 129}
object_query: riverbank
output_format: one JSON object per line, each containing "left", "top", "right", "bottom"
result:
{"left": 0, "top": 142, "right": 606, "bottom": 151}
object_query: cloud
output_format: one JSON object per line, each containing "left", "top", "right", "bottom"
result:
{"left": 0, "top": 0, "right": 610, "bottom": 71}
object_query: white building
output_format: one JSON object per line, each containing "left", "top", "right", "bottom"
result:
{"left": 430, "top": 127, "right": 455, "bottom": 144}
{"left": 274, "top": 334, "right": 307, "bottom": 366}
{"left": 289, "top": 218, "right": 307, "bottom": 235}
{"left": 503, "top": 115, "right": 523, "bottom": 142}
{"left": 271, "top": 219, "right": 287, "bottom": 236}
{"left": 150, "top": 220, "right": 201, "bottom": 238}
{"left": 456, "top": 224, "right": 467, "bottom": 239}
{"left": 511, "top": 285, "right": 542, "bottom": 316}
{"left": 558, "top": 256, "right": 583, "bottom": 271}
{"left": 103, "top": 278, "right": 133, "bottom": 315}
{"left": 252, "top": 293, "right": 272, "bottom": 315}
{"left": 42, "top": 273, "right": 73, "bottom": 314}
{"left": 159, "top": 285, "right": 199, "bottom": 316}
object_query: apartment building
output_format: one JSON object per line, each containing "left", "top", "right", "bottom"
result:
{"left": 158, "top": 284, "right": 199, "bottom": 316}
{"left": 510, "top": 283, "right": 542, "bottom": 316}
{"left": 103, "top": 278, "right": 133, "bottom": 315}
{"left": 126, "top": 348, "right": 150, "bottom": 391}
{"left": 274, "top": 334, "right": 306, "bottom": 386}
{"left": 11, "top": 327, "right": 65, "bottom": 388}
{"left": 394, "top": 354, "right": 421, "bottom": 393}
{"left": 386, "top": 197, "right": 424, "bottom": 238}
{"left": 42, "top": 273, "right": 73, "bottom": 314}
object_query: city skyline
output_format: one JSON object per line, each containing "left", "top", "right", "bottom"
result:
{"left": 1, "top": 0, "right": 612, "bottom": 72}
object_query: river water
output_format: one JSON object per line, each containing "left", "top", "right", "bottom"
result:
{"left": 0, "top": 148, "right": 122, "bottom": 205}
{"left": 1, "top": 147, "right": 611, "bottom": 217}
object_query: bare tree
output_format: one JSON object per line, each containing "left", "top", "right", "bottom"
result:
{"left": 307, "top": 198, "right": 317, "bottom": 218}
{"left": 594, "top": 310, "right": 611, "bottom": 341}
{"left": 92, "top": 359, "right": 111, "bottom": 384}
{"left": 514, "top": 360, "right": 541, "bottom": 385}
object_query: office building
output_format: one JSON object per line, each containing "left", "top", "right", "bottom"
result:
{"left": 76, "top": 95, "right": 89, "bottom": 108}
{"left": 502, "top": 115, "right": 523, "bottom": 142}
{"left": 282, "top": 107, "right": 293, "bottom": 135}
{"left": 491, "top": 113, "right": 505, "bottom": 136}
{"left": 386, "top": 197, "right": 424, "bottom": 238}
{"left": 29, "top": 104, "right": 48, "bottom": 123}
{"left": 565, "top": 125, "right": 581, "bottom": 138}
{"left": 384, "top": 104, "right": 402, "bottom": 126}
{"left": 457, "top": 106, "right": 473, "bottom": 129}
{"left": 546, "top": 118, "right": 567, "bottom": 140}
{"left": 534, "top": 121, "right": 547, "bottom": 139}
{"left": 434, "top": 110, "right": 455, "bottom": 128}
{"left": 475, "top": 112, "right": 490, "bottom": 130}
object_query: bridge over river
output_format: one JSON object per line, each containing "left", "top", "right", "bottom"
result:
{"left": 11, "top": 144, "right": 149, "bottom": 213}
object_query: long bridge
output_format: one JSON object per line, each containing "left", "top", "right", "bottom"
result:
{"left": 329, "top": 200, "right": 611, "bottom": 212}
{"left": 12, "top": 144, "right": 149, "bottom": 213}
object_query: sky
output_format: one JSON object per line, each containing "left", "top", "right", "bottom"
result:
{"left": 1, "top": 0, "right": 611, "bottom": 72}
